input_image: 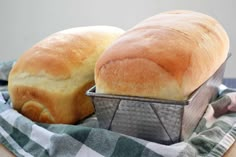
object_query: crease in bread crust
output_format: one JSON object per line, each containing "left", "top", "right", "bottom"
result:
{"left": 22, "top": 100, "right": 55, "bottom": 123}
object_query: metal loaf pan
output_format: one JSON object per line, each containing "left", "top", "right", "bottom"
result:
{"left": 86, "top": 58, "right": 228, "bottom": 145}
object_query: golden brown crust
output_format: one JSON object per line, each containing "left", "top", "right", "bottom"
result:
{"left": 95, "top": 10, "right": 229, "bottom": 100}
{"left": 8, "top": 26, "right": 124, "bottom": 124}
{"left": 11, "top": 26, "right": 124, "bottom": 79}
{"left": 10, "top": 81, "right": 95, "bottom": 124}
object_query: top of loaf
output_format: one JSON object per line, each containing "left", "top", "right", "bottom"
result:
{"left": 95, "top": 10, "right": 229, "bottom": 100}
{"left": 10, "top": 26, "right": 125, "bottom": 80}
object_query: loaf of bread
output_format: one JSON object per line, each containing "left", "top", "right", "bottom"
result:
{"left": 95, "top": 10, "right": 229, "bottom": 101}
{"left": 8, "top": 26, "right": 124, "bottom": 124}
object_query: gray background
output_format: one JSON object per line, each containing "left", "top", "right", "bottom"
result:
{"left": 0, "top": 0, "right": 235, "bottom": 77}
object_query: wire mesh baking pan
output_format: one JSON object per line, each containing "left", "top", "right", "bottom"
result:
{"left": 87, "top": 56, "right": 229, "bottom": 145}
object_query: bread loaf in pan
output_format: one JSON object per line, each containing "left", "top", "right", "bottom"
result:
{"left": 8, "top": 26, "right": 124, "bottom": 124}
{"left": 95, "top": 10, "right": 229, "bottom": 100}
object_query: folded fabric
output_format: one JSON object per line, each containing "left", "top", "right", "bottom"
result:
{"left": 211, "top": 86, "right": 236, "bottom": 117}
{"left": 0, "top": 60, "right": 13, "bottom": 81}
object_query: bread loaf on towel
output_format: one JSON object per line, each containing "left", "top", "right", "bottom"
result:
{"left": 8, "top": 26, "right": 124, "bottom": 124}
{"left": 95, "top": 10, "right": 229, "bottom": 100}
